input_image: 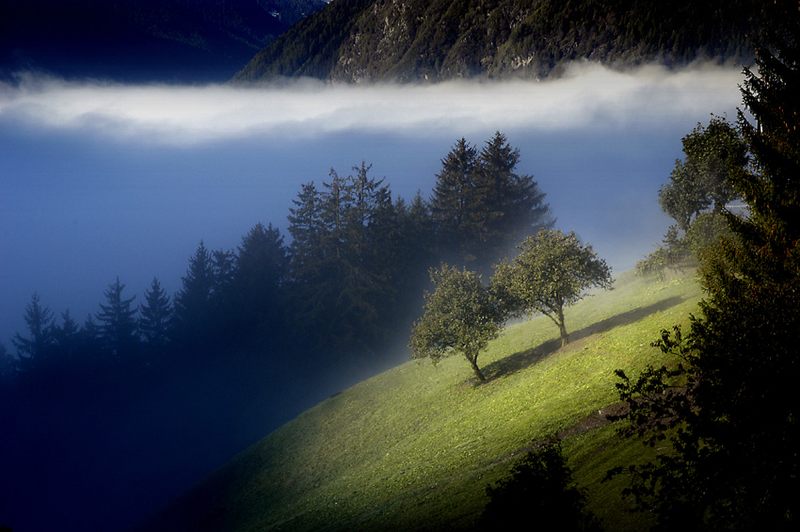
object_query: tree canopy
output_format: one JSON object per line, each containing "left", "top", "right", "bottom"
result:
{"left": 658, "top": 117, "right": 747, "bottom": 232}
{"left": 431, "top": 133, "right": 552, "bottom": 271}
{"left": 410, "top": 264, "right": 503, "bottom": 382}
{"left": 613, "top": 4, "right": 800, "bottom": 527}
{"left": 492, "top": 230, "right": 612, "bottom": 347}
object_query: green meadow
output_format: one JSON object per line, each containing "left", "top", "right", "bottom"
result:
{"left": 158, "top": 271, "right": 702, "bottom": 531}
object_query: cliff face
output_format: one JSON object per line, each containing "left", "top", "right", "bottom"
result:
{"left": 236, "top": 0, "right": 761, "bottom": 83}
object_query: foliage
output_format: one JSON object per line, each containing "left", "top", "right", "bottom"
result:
{"left": 641, "top": 117, "right": 748, "bottom": 278}
{"left": 96, "top": 277, "right": 138, "bottom": 357}
{"left": 658, "top": 117, "right": 747, "bottom": 231}
{"left": 410, "top": 264, "right": 503, "bottom": 381}
{"left": 287, "top": 163, "right": 403, "bottom": 355}
{"left": 237, "top": 0, "right": 762, "bottom": 82}
{"left": 492, "top": 230, "right": 612, "bottom": 347}
{"left": 431, "top": 133, "right": 552, "bottom": 271}
{"left": 480, "top": 438, "right": 601, "bottom": 531}
{"left": 139, "top": 277, "right": 173, "bottom": 349}
{"left": 612, "top": 6, "right": 800, "bottom": 528}
{"left": 147, "top": 273, "right": 702, "bottom": 531}
{"left": 11, "top": 293, "right": 54, "bottom": 370}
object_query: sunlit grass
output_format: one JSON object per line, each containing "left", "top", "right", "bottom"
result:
{"left": 168, "top": 271, "right": 701, "bottom": 531}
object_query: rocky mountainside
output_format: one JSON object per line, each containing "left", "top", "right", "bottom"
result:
{"left": 0, "top": 0, "right": 326, "bottom": 82}
{"left": 236, "top": 0, "right": 762, "bottom": 83}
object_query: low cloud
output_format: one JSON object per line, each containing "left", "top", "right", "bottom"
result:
{"left": 0, "top": 62, "right": 743, "bottom": 144}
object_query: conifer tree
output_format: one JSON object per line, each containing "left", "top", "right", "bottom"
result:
{"left": 96, "top": 277, "right": 138, "bottom": 357}
{"left": 473, "top": 131, "right": 552, "bottom": 265}
{"left": 235, "top": 223, "right": 289, "bottom": 339}
{"left": 139, "top": 277, "right": 172, "bottom": 349}
{"left": 430, "top": 138, "right": 480, "bottom": 261}
{"left": 430, "top": 133, "right": 552, "bottom": 270}
{"left": 53, "top": 310, "right": 80, "bottom": 359}
{"left": 174, "top": 241, "right": 214, "bottom": 346}
{"left": 12, "top": 293, "right": 54, "bottom": 368}
{"left": 613, "top": 5, "right": 800, "bottom": 527}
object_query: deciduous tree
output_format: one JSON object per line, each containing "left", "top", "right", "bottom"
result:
{"left": 410, "top": 264, "right": 503, "bottom": 382}
{"left": 492, "top": 230, "right": 612, "bottom": 347}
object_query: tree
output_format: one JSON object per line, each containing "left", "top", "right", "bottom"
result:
{"left": 234, "top": 223, "right": 289, "bottom": 340}
{"left": 658, "top": 117, "right": 746, "bottom": 231}
{"left": 12, "top": 293, "right": 54, "bottom": 369}
{"left": 96, "top": 277, "right": 138, "bottom": 357}
{"left": 288, "top": 164, "right": 401, "bottom": 355}
{"left": 479, "top": 438, "right": 600, "bottom": 531}
{"left": 410, "top": 264, "right": 503, "bottom": 382}
{"left": 139, "top": 277, "right": 172, "bottom": 349}
{"left": 430, "top": 133, "right": 552, "bottom": 270}
{"left": 492, "top": 230, "right": 612, "bottom": 347}
{"left": 174, "top": 241, "right": 214, "bottom": 347}
{"left": 472, "top": 132, "right": 552, "bottom": 268}
{"left": 612, "top": 6, "right": 800, "bottom": 528}
{"left": 430, "top": 138, "right": 480, "bottom": 261}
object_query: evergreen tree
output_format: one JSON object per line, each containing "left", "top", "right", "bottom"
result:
{"left": 430, "top": 133, "right": 552, "bottom": 270}
{"left": 288, "top": 165, "right": 400, "bottom": 354}
{"left": 96, "top": 277, "right": 138, "bottom": 357}
{"left": 52, "top": 310, "right": 81, "bottom": 360}
{"left": 211, "top": 249, "right": 237, "bottom": 297}
{"left": 472, "top": 131, "right": 552, "bottom": 265}
{"left": 139, "top": 277, "right": 172, "bottom": 349}
{"left": 12, "top": 293, "right": 54, "bottom": 370}
{"left": 174, "top": 241, "right": 214, "bottom": 347}
{"left": 612, "top": 6, "right": 800, "bottom": 527}
{"left": 430, "top": 138, "right": 480, "bottom": 261}
{"left": 235, "top": 223, "right": 289, "bottom": 341}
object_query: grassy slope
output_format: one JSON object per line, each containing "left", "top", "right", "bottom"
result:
{"left": 155, "top": 271, "right": 701, "bottom": 531}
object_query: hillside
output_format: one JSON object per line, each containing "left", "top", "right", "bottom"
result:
{"left": 235, "top": 0, "right": 760, "bottom": 83}
{"left": 0, "top": 0, "right": 326, "bottom": 82}
{"left": 147, "top": 271, "right": 702, "bottom": 531}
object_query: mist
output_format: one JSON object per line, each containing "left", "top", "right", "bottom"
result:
{"left": 0, "top": 62, "right": 742, "bottom": 342}
{"left": 0, "top": 62, "right": 743, "bottom": 531}
{"left": 0, "top": 62, "right": 742, "bottom": 143}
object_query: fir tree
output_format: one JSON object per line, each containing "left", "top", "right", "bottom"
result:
{"left": 430, "top": 138, "right": 480, "bottom": 263}
{"left": 174, "top": 241, "right": 214, "bottom": 347}
{"left": 139, "top": 277, "right": 172, "bottom": 349}
{"left": 235, "top": 223, "right": 289, "bottom": 340}
{"left": 12, "top": 293, "right": 54, "bottom": 369}
{"left": 96, "top": 277, "right": 138, "bottom": 357}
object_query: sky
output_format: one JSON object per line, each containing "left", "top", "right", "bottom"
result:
{"left": 0, "top": 62, "right": 745, "bottom": 345}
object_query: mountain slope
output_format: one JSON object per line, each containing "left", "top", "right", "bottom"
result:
{"left": 0, "top": 0, "right": 326, "bottom": 82}
{"left": 236, "top": 0, "right": 760, "bottom": 83}
{"left": 146, "top": 272, "right": 701, "bottom": 531}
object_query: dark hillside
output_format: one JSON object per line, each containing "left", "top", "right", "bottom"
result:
{"left": 235, "top": 0, "right": 761, "bottom": 83}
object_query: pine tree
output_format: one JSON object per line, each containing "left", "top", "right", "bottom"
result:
{"left": 96, "top": 277, "right": 138, "bottom": 357}
{"left": 430, "top": 133, "right": 552, "bottom": 270}
{"left": 174, "top": 241, "right": 214, "bottom": 347}
{"left": 139, "top": 277, "right": 172, "bottom": 349}
{"left": 12, "top": 293, "right": 54, "bottom": 369}
{"left": 430, "top": 138, "right": 480, "bottom": 262}
{"left": 52, "top": 310, "right": 80, "bottom": 359}
{"left": 472, "top": 131, "right": 552, "bottom": 267}
{"left": 235, "top": 223, "right": 289, "bottom": 339}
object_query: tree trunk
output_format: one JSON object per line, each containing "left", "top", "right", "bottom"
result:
{"left": 557, "top": 306, "right": 569, "bottom": 347}
{"left": 467, "top": 354, "right": 486, "bottom": 382}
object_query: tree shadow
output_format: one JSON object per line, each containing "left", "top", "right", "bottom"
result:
{"left": 482, "top": 296, "right": 685, "bottom": 382}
